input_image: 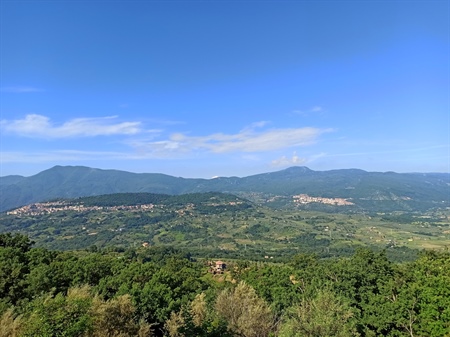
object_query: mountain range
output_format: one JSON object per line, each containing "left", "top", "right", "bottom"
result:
{"left": 1, "top": 165, "right": 449, "bottom": 212}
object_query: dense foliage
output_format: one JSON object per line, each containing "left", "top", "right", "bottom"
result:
{"left": 1, "top": 233, "right": 450, "bottom": 336}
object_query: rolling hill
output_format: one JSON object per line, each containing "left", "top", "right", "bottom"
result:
{"left": 3, "top": 191, "right": 449, "bottom": 260}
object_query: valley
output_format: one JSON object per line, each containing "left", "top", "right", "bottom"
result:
{"left": 2, "top": 192, "right": 449, "bottom": 261}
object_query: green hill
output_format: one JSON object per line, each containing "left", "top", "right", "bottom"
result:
{"left": 2, "top": 192, "right": 449, "bottom": 261}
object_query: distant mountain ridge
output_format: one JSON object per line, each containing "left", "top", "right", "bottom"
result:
{"left": 1, "top": 165, "right": 449, "bottom": 212}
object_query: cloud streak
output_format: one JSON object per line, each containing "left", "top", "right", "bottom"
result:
{"left": 1, "top": 114, "right": 142, "bottom": 138}
{"left": 1, "top": 118, "right": 332, "bottom": 166}
{"left": 0, "top": 150, "right": 141, "bottom": 163}
{"left": 132, "top": 125, "right": 332, "bottom": 156}
{"left": 271, "top": 151, "right": 326, "bottom": 168}
{"left": 292, "top": 106, "right": 325, "bottom": 116}
{"left": 1, "top": 86, "right": 43, "bottom": 93}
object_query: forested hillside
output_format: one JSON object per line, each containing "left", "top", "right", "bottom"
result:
{"left": 1, "top": 165, "right": 449, "bottom": 212}
{"left": 1, "top": 233, "right": 450, "bottom": 337}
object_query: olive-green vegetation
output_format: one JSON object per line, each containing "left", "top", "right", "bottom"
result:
{"left": 2, "top": 193, "right": 449, "bottom": 262}
{"left": 1, "top": 233, "right": 450, "bottom": 337}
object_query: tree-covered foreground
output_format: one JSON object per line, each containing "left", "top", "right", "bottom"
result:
{"left": 1, "top": 233, "right": 449, "bottom": 337}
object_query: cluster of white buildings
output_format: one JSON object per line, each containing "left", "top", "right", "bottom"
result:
{"left": 293, "top": 194, "right": 354, "bottom": 206}
{"left": 7, "top": 201, "right": 156, "bottom": 216}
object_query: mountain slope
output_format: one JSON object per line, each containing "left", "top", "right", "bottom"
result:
{"left": 1, "top": 165, "right": 449, "bottom": 212}
{"left": 0, "top": 175, "right": 25, "bottom": 185}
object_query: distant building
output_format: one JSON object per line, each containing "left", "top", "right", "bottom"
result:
{"left": 209, "top": 260, "right": 227, "bottom": 274}
{"left": 215, "top": 260, "right": 226, "bottom": 271}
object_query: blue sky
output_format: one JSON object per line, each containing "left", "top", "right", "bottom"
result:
{"left": 1, "top": 0, "right": 448, "bottom": 178}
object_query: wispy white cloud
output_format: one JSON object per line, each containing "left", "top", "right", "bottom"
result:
{"left": 1, "top": 86, "right": 43, "bottom": 93}
{"left": 1, "top": 114, "right": 142, "bottom": 138}
{"left": 271, "top": 152, "right": 307, "bottom": 167}
{"left": 1, "top": 118, "right": 332, "bottom": 164}
{"left": 0, "top": 150, "right": 142, "bottom": 163}
{"left": 271, "top": 151, "right": 327, "bottom": 168}
{"left": 132, "top": 124, "right": 332, "bottom": 156}
{"left": 293, "top": 106, "right": 325, "bottom": 115}
{"left": 241, "top": 120, "right": 270, "bottom": 132}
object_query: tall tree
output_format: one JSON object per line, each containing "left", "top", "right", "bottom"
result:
{"left": 215, "top": 281, "right": 276, "bottom": 337}
{"left": 279, "top": 288, "right": 359, "bottom": 337}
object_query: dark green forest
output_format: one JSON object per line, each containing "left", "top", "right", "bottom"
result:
{"left": 1, "top": 233, "right": 450, "bottom": 337}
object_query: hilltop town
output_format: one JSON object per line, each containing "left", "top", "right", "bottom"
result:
{"left": 292, "top": 194, "right": 354, "bottom": 206}
{"left": 6, "top": 201, "right": 157, "bottom": 216}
